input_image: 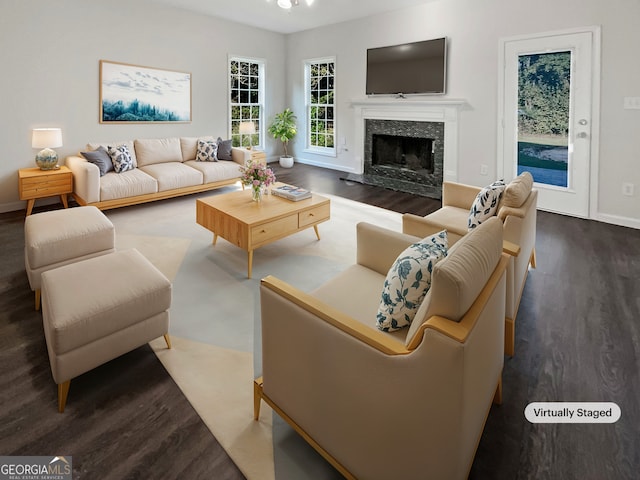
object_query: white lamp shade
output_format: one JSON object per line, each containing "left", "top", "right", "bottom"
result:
{"left": 32, "top": 128, "right": 63, "bottom": 149}
{"left": 239, "top": 121, "right": 256, "bottom": 134}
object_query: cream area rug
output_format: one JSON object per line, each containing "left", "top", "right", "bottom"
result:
{"left": 105, "top": 186, "right": 404, "bottom": 480}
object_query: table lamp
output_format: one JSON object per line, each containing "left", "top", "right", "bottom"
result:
{"left": 239, "top": 121, "right": 256, "bottom": 150}
{"left": 32, "top": 128, "right": 63, "bottom": 170}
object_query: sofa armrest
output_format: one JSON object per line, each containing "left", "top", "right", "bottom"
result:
{"left": 65, "top": 155, "right": 100, "bottom": 204}
{"left": 402, "top": 213, "right": 449, "bottom": 237}
{"left": 231, "top": 147, "right": 251, "bottom": 165}
{"left": 356, "top": 222, "right": 420, "bottom": 276}
{"left": 442, "top": 181, "right": 481, "bottom": 209}
{"left": 261, "top": 275, "right": 410, "bottom": 355}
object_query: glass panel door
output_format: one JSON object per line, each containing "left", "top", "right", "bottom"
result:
{"left": 517, "top": 51, "right": 571, "bottom": 188}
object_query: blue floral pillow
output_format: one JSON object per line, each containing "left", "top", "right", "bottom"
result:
{"left": 196, "top": 139, "right": 218, "bottom": 162}
{"left": 107, "top": 144, "right": 135, "bottom": 173}
{"left": 376, "top": 230, "right": 448, "bottom": 332}
{"left": 468, "top": 180, "right": 506, "bottom": 230}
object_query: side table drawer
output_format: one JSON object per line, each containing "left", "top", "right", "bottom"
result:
{"left": 251, "top": 214, "right": 298, "bottom": 244}
{"left": 20, "top": 175, "right": 73, "bottom": 200}
{"left": 299, "top": 203, "right": 330, "bottom": 228}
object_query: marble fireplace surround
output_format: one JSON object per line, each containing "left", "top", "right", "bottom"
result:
{"left": 349, "top": 98, "right": 465, "bottom": 198}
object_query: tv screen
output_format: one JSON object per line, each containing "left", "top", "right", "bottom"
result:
{"left": 366, "top": 37, "right": 447, "bottom": 96}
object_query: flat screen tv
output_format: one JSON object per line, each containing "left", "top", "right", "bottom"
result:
{"left": 366, "top": 37, "right": 447, "bottom": 96}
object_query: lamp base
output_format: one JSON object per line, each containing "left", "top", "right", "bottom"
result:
{"left": 35, "top": 148, "right": 59, "bottom": 170}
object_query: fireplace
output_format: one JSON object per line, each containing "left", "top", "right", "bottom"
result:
{"left": 347, "top": 98, "right": 464, "bottom": 200}
{"left": 360, "top": 119, "right": 445, "bottom": 199}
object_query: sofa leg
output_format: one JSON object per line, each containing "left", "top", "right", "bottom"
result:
{"left": 505, "top": 317, "right": 515, "bottom": 357}
{"left": 254, "top": 377, "right": 264, "bottom": 421}
{"left": 530, "top": 248, "right": 537, "bottom": 269}
{"left": 35, "top": 289, "right": 41, "bottom": 311}
{"left": 493, "top": 377, "right": 503, "bottom": 405}
{"left": 58, "top": 380, "right": 71, "bottom": 413}
{"left": 163, "top": 334, "right": 172, "bottom": 349}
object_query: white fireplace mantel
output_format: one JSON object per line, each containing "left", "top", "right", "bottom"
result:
{"left": 350, "top": 97, "right": 466, "bottom": 181}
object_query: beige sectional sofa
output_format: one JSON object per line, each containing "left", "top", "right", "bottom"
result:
{"left": 66, "top": 137, "right": 252, "bottom": 210}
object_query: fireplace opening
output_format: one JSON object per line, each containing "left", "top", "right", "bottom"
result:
{"left": 372, "top": 134, "right": 434, "bottom": 175}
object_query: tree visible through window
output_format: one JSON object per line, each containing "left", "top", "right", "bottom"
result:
{"left": 306, "top": 59, "right": 335, "bottom": 154}
{"left": 229, "top": 58, "right": 263, "bottom": 148}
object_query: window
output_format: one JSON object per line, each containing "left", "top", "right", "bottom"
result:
{"left": 229, "top": 57, "right": 264, "bottom": 148}
{"left": 305, "top": 58, "right": 336, "bottom": 155}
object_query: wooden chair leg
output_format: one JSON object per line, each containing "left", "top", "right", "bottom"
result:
{"left": 493, "top": 377, "right": 503, "bottom": 405}
{"left": 505, "top": 317, "right": 515, "bottom": 357}
{"left": 35, "top": 289, "right": 41, "bottom": 311}
{"left": 163, "top": 334, "right": 172, "bottom": 349}
{"left": 530, "top": 248, "right": 537, "bottom": 269}
{"left": 254, "top": 377, "right": 264, "bottom": 421}
{"left": 58, "top": 380, "right": 71, "bottom": 413}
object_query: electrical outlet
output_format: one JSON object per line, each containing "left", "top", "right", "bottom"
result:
{"left": 622, "top": 183, "right": 634, "bottom": 196}
{"left": 623, "top": 97, "right": 640, "bottom": 109}
{"left": 480, "top": 164, "right": 488, "bottom": 176}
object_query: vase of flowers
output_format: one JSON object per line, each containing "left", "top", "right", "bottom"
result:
{"left": 239, "top": 160, "right": 276, "bottom": 202}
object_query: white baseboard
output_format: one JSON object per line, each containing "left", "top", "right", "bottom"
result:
{"left": 594, "top": 212, "right": 640, "bottom": 230}
{"left": 294, "top": 157, "right": 358, "bottom": 174}
{"left": 0, "top": 200, "right": 26, "bottom": 214}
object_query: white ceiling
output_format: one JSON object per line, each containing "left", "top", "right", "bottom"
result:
{"left": 144, "top": 0, "right": 435, "bottom": 34}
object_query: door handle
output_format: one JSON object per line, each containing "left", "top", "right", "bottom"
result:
{"left": 576, "top": 132, "right": 588, "bottom": 139}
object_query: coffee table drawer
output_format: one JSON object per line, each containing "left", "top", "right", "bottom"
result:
{"left": 299, "top": 203, "right": 330, "bottom": 228}
{"left": 251, "top": 214, "right": 298, "bottom": 244}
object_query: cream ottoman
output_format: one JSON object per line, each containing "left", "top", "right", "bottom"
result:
{"left": 25, "top": 206, "right": 115, "bottom": 310}
{"left": 41, "top": 248, "right": 172, "bottom": 412}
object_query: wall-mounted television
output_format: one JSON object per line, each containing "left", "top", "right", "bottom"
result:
{"left": 366, "top": 37, "right": 447, "bottom": 96}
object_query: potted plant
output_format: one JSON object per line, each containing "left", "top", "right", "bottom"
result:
{"left": 268, "top": 108, "right": 297, "bottom": 168}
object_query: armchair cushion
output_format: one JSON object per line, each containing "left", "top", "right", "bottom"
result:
{"left": 376, "top": 230, "right": 448, "bottom": 332}
{"left": 502, "top": 171, "right": 533, "bottom": 208}
{"left": 468, "top": 180, "right": 505, "bottom": 230}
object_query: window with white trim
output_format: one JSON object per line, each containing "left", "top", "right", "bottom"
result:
{"left": 229, "top": 57, "right": 264, "bottom": 148}
{"left": 305, "top": 58, "right": 336, "bottom": 155}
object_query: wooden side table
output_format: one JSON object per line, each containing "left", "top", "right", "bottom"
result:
{"left": 19, "top": 166, "right": 73, "bottom": 216}
{"left": 249, "top": 149, "right": 267, "bottom": 165}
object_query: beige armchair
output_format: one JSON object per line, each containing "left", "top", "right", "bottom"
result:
{"left": 254, "top": 218, "right": 509, "bottom": 480}
{"left": 402, "top": 173, "right": 537, "bottom": 356}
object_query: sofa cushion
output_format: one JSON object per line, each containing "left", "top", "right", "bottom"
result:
{"left": 134, "top": 137, "right": 183, "bottom": 167}
{"left": 405, "top": 217, "right": 503, "bottom": 345}
{"left": 184, "top": 160, "right": 241, "bottom": 184}
{"left": 107, "top": 144, "right": 135, "bottom": 173}
{"left": 217, "top": 137, "right": 234, "bottom": 160}
{"left": 376, "top": 230, "right": 448, "bottom": 332}
{"left": 139, "top": 162, "right": 203, "bottom": 192}
{"left": 196, "top": 139, "right": 218, "bottom": 162}
{"left": 99, "top": 169, "right": 158, "bottom": 201}
{"left": 88, "top": 140, "right": 137, "bottom": 167}
{"left": 468, "top": 180, "right": 506, "bottom": 231}
{"left": 81, "top": 146, "right": 113, "bottom": 176}
{"left": 502, "top": 171, "right": 534, "bottom": 208}
{"left": 180, "top": 136, "right": 216, "bottom": 161}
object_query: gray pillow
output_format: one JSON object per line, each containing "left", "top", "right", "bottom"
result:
{"left": 217, "top": 137, "right": 233, "bottom": 161}
{"left": 81, "top": 146, "right": 113, "bottom": 176}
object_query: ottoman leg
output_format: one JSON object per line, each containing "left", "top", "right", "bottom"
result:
{"left": 58, "top": 380, "right": 71, "bottom": 413}
{"left": 35, "top": 290, "right": 41, "bottom": 311}
{"left": 164, "top": 334, "right": 172, "bottom": 349}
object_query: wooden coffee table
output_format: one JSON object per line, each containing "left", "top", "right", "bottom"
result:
{"left": 196, "top": 185, "right": 330, "bottom": 278}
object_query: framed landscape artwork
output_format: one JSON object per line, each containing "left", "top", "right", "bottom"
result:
{"left": 99, "top": 60, "right": 191, "bottom": 123}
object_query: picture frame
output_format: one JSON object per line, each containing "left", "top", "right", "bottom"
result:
{"left": 99, "top": 60, "right": 191, "bottom": 123}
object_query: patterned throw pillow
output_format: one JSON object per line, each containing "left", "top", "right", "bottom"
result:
{"left": 107, "top": 144, "right": 135, "bottom": 173}
{"left": 376, "top": 230, "right": 448, "bottom": 332}
{"left": 196, "top": 140, "right": 218, "bottom": 162}
{"left": 468, "top": 180, "right": 506, "bottom": 230}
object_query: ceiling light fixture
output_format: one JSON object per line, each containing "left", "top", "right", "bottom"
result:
{"left": 276, "top": 0, "right": 313, "bottom": 10}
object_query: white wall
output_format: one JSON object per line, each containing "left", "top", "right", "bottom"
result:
{"left": 0, "top": 0, "right": 286, "bottom": 212}
{"left": 285, "top": 0, "right": 640, "bottom": 226}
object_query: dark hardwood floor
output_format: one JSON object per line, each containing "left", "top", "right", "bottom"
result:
{"left": 3, "top": 163, "right": 639, "bottom": 479}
